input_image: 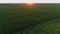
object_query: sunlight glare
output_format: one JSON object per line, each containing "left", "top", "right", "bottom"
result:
{"left": 27, "top": 2, "right": 33, "bottom": 4}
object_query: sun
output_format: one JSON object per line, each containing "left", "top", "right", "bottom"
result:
{"left": 26, "top": 2, "right": 33, "bottom": 7}
{"left": 27, "top": 2, "right": 33, "bottom": 4}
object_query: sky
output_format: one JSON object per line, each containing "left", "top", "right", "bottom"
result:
{"left": 0, "top": 0, "right": 60, "bottom": 3}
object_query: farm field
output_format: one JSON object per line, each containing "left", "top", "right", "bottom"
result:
{"left": 0, "top": 4, "right": 60, "bottom": 34}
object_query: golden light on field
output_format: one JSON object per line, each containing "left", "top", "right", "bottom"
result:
{"left": 22, "top": 2, "right": 36, "bottom": 9}
{"left": 21, "top": 2, "right": 36, "bottom": 12}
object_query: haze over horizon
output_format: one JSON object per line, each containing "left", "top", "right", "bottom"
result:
{"left": 0, "top": 0, "right": 60, "bottom": 3}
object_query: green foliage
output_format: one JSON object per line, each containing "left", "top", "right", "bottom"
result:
{"left": 0, "top": 5, "right": 60, "bottom": 34}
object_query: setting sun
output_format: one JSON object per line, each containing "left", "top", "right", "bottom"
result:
{"left": 27, "top": 2, "right": 33, "bottom": 4}
{"left": 22, "top": 2, "right": 35, "bottom": 8}
{"left": 26, "top": 2, "right": 34, "bottom": 7}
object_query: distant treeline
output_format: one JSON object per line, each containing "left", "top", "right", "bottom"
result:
{"left": 0, "top": 3, "right": 60, "bottom": 6}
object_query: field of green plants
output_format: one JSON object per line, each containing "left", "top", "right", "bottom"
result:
{"left": 0, "top": 5, "right": 60, "bottom": 34}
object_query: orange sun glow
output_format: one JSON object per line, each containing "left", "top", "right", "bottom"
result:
{"left": 26, "top": 2, "right": 34, "bottom": 7}
{"left": 27, "top": 2, "right": 33, "bottom": 4}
